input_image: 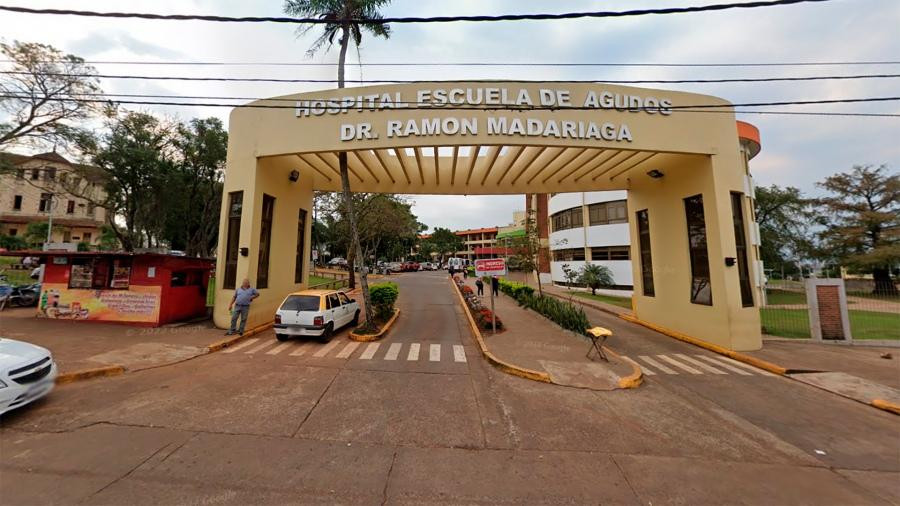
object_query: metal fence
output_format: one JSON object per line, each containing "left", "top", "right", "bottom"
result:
{"left": 760, "top": 277, "right": 900, "bottom": 341}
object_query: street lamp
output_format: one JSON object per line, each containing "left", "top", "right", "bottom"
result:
{"left": 44, "top": 192, "right": 58, "bottom": 250}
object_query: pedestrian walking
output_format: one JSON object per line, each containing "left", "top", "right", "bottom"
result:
{"left": 226, "top": 278, "right": 259, "bottom": 336}
{"left": 491, "top": 275, "right": 499, "bottom": 296}
{"left": 449, "top": 266, "right": 455, "bottom": 278}
{"left": 475, "top": 278, "right": 484, "bottom": 296}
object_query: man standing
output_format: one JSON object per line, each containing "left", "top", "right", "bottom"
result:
{"left": 475, "top": 277, "right": 484, "bottom": 296}
{"left": 491, "top": 275, "right": 499, "bottom": 296}
{"left": 226, "top": 278, "right": 259, "bottom": 336}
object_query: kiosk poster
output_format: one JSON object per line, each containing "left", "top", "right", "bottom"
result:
{"left": 39, "top": 283, "right": 161, "bottom": 323}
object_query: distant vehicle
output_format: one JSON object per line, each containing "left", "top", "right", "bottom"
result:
{"left": 327, "top": 257, "right": 348, "bottom": 268}
{"left": 274, "top": 289, "right": 360, "bottom": 343}
{"left": 0, "top": 338, "right": 58, "bottom": 415}
{"left": 421, "top": 262, "right": 436, "bottom": 271}
{"left": 388, "top": 262, "right": 403, "bottom": 273}
{"left": 447, "top": 257, "right": 468, "bottom": 271}
{"left": 401, "top": 261, "right": 420, "bottom": 272}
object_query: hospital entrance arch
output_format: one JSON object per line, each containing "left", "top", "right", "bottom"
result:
{"left": 215, "top": 82, "right": 764, "bottom": 351}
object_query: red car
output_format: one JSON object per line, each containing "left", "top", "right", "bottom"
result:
{"left": 401, "top": 261, "right": 420, "bottom": 272}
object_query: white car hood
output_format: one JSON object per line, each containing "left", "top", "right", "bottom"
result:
{"left": 0, "top": 338, "right": 51, "bottom": 369}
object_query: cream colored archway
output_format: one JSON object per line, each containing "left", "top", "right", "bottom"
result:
{"left": 215, "top": 82, "right": 763, "bottom": 351}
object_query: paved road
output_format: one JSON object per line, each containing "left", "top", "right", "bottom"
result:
{"left": 1, "top": 271, "right": 898, "bottom": 504}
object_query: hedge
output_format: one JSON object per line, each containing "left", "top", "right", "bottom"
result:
{"left": 498, "top": 278, "right": 535, "bottom": 300}
{"left": 518, "top": 293, "right": 589, "bottom": 336}
{"left": 369, "top": 282, "right": 399, "bottom": 320}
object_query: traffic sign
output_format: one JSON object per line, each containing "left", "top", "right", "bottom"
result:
{"left": 474, "top": 258, "right": 507, "bottom": 277}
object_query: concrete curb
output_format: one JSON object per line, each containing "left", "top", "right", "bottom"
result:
{"left": 350, "top": 308, "right": 400, "bottom": 342}
{"left": 603, "top": 346, "right": 644, "bottom": 389}
{"left": 617, "top": 313, "right": 787, "bottom": 375}
{"left": 206, "top": 321, "right": 274, "bottom": 353}
{"left": 449, "top": 277, "right": 553, "bottom": 384}
{"left": 871, "top": 399, "right": 900, "bottom": 415}
{"left": 544, "top": 290, "right": 630, "bottom": 318}
{"left": 56, "top": 364, "right": 125, "bottom": 385}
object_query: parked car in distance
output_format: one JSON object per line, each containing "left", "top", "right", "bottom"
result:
{"left": 327, "top": 257, "right": 348, "bottom": 268}
{"left": 401, "top": 261, "right": 420, "bottom": 272}
{"left": 274, "top": 289, "right": 360, "bottom": 342}
{"left": 388, "top": 262, "right": 403, "bottom": 273}
{"left": 0, "top": 338, "right": 58, "bottom": 415}
{"left": 420, "top": 262, "right": 433, "bottom": 271}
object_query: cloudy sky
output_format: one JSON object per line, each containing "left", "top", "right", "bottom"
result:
{"left": 2, "top": 0, "right": 898, "bottom": 231}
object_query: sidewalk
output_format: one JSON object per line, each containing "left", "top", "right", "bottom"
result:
{"left": 1, "top": 307, "right": 222, "bottom": 375}
{"left": 457, "top": 277, "right": 636, "bottom": 390}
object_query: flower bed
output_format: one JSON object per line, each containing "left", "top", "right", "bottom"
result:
{"left": 454, "top": 276, "right": 503, "bottom": 330}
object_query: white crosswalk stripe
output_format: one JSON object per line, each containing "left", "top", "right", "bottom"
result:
{"left": 222, "top": 338, "right": 258, "bottom": 354}
{"left": 623, "top": 354, "right": 774, "bottom": 379}
{"left": 453, "top": 345, "right": 467, "bottom": 363}
{"left": 429, "top": 344, "right": 441, "bottom": 362}
{"left": 359, "top": 342, "right": 380, "bottom": 360}
{"left": 674, "top": 354, "right": 726, "bottom": 374}
{"left": 695, "top": 355, "right": 752, "bottom": 375}
{"left": 266, "top": 342, "right": 293, "bottom": 355}
{"left": 621, "top": 356, "right": 654, "bottom": 375}
{"left": 246, "top": 340, "right": 275, "bottom": 354}
{"left": 289, "top": 343, "right": 313, "bottom": 356}
{"left": 335, "top": 342, "right": 360, "bottom": 359}
{"left": 638, "top": 355, "right": 679, "bottom": 375}
{"left": 384, "top": 343, "right": 402, "bottom": 361}
{"left": 658, "top": 354, "right": 703, "bottom": 374}
{"left": 407, "top": 343, "right": 420, "bottom": 361}
{"left": 313, "top": 339, "right": 342, "bottom": 358}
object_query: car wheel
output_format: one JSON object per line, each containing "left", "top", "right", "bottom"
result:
{"left": 351, "top": 310, "right": 360, "bottom": 326}
{"left": 276, "top": 333, "right": 290, "bottom": 341}
{"left": 319, "top": 323, "right": 334, "bottom": 343}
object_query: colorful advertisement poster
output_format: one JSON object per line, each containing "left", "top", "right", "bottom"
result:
{"left": 39, "top": 283, "right": 161, "bottom": 324}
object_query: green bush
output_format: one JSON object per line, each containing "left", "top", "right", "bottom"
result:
{"left": 0, "top": 234, "right": 28, "bottom": 251}
{"left": 497, "top": 278, "right": 535, "bottom": 300}
{"left": 519, "top": 293, "right": 590, "bottom": 335}
{"left": 369, "top": 282, "right": 399, "bottom": 320}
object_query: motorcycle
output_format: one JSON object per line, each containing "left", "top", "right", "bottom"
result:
{"left": 0, "top": 282, "right": 40, "bottom": 307}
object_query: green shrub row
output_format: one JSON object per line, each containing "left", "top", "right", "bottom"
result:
{"left": 497, "top": 278, "right": 535, "bottom": 300}
{"left": 517, "top": 293, "right": 590, "bottom": 336}
{"left": 369, "top": 282, "right": 399, "bottom": 321}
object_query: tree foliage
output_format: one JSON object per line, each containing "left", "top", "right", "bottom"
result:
{"left": 421, "top": 227, "right": 463, "bottom": 264}
{"left": 0, "top": 41, "right": 101, "bottom": 153}
{"left": 753, "top": 184, "right": 814, "bottom": 276}
{"left": 815, "top": 164, "right": 899, "bottom": 294}
{"left": 578, "top": 263, "right": 614, "bottom": 295}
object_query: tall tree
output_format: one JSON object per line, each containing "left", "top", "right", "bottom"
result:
{"left": 0, "top": 41, "right": 101, "bottom": 154}
{"left": 423, "top": 228, "right": 463, "bottom": 265}
{"left": 508, "top": 209, "right": 545, "bottom": 296}
{"left": 816, "top": 164, "right": 899, "bottom": 295}
{"left": 285, "top": 0, "right": 392, "bottom": 329}
{"left": 76, "top": 111, "right": 176, "bottom": 251}
{"left": 753, "top": 184, "right": 814, "bottom": 275}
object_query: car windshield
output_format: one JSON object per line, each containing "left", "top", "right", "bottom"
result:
{"left": 280, "top": 295, "right": 320, "bottom": 311}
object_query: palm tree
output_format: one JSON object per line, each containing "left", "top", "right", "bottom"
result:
{"left": 578, "top": 263, "right": 614, "bottom": 295}
{"left": 285, "top": 0, "right": 391, "bottom": 328}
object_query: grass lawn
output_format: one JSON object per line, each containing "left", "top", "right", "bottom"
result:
{"left": 571, "top": 291, "right": 633, "bottom": 309}
{"left": 846, "top": 291, "right": 900, "bottom": 302}
{"left": 760, "top": 308, "right": 900, "bottom": 340}
{"left": 764, "top": 289, "right": 807, "bottom": 305}
{"left": 0, "top": 256, "right": 34, "bottom": 286}
{"left": 308, "top": 275, "right": 344, "bottom": 287}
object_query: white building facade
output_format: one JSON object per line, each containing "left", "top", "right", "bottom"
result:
{"left": 548, "top": 191, "right": 633, "bottom": 290}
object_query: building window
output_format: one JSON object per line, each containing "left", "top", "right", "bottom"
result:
{"left": 552, "top": 248, "right": 586, "bottom": 262}
{"left": 550, "top": 207, "right": 583, "bottom": 232}
{"left": 82, "top": 232, "right": 92, "bottom": 243}
{"left": 637, "top": 209, "right": 654, "bottom": 296}
{"left": 591, "top": 246, "right": 630, "bottom": 261}
{"left": 223, "top": 191, "right": 243, "bottom": 290}
{"left": 16, "top": 169, "right": 24, "bottom": 179}
{"left": 68, "top": 257, "right": 131, "bottom": 290}
{"left": 295, "top": 208, "right": 307, "bottom": 283}
{"left": 31, "top": 168, "right": 40, "bottom": 180}
{"left": 87, "top": 202, "right": 95, "bottom": 217}
{"left": 67, "top": 200, "right": 75, "bottom": 214}
{"left": 588, "top": 200, "right": 628, "bottom": 225}
{"left": 256, "top": 194, "right": 275, "bottom": 289}
{"left": 13, "top": 195, "right": 23, "bottom": 210}
{"left": 731, "top": 192, "right": 755, "bottom": 307}
{"left": 684, "top": 195, "right": 712, "bottom": 305}
{"left": 9, "top": 228, "right": 17, "bottom": 236}
{"left": 39, "top": 193, "right": 52, "bottom": 212}
{"left": 44, "top": 167, "right": 56, "bottom": 181}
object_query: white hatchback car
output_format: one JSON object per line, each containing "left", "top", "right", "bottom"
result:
{"left": 0, "top": 338, "right": 58, "bottom": 415}
{"left": 274, "top": 289, "right": 360, "bottom": 342}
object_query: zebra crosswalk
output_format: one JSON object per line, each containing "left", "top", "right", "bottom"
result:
{"left": 221, "top": 337, "right": 468, "bottom": 365}
{"left": 622, "top": 353, "right": 776, "bottom": 378}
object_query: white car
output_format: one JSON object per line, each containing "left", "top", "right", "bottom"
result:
{"left": 0, "top": 338, "right": 58, "bottom": 415}
{"left": 274, "top": 289, "right": 360, "bottom": 342}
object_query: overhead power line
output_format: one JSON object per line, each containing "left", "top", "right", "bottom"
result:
{"left": 1, "top": 93, "right": 897, "bottom": 118}
{"left": 0, "top": 0, "right": 833, "bottom": 24}
{"left": 5, "top": 59, "right": 898, "bottom": 68}
{"left": 3, "top": 70, "right": 898, "bottom": 85}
